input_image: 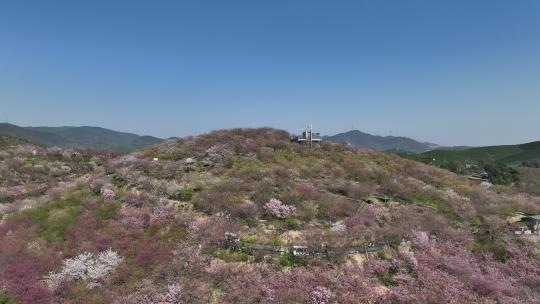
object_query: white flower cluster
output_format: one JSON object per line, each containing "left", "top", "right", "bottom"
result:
{"left": 43, "top": 249, "right": 123, "bottom": 289}
{"left": 155, "top": 283, "right": 183, "bottom": 304}
{"left": 330, "top": 222, "right": 346, "bottom": 232}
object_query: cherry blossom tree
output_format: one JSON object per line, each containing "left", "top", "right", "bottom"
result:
{"left": 264, "top": 198, "right": 296, "bottom": 218}
{"left": 43, "top": 249, "right": 123, "bottom": 289}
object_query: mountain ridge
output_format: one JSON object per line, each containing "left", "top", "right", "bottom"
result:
{"left": 324, "top": 130, "right": 441, "bottom": 153}
{"left": 0, "top": 123, "right": 163, "bottom": 150}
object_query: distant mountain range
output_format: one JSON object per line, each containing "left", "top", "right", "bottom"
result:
{"left": 0, "top": 123, "right": 163, "bottom": 150}
{"left": 412, "top": 141, "right": 540, "bottom": 165}
{"left": 324, "top": 130, "right": 466, "bottom": 153}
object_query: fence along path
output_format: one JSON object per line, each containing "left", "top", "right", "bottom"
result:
{"left": 225, "top": 234, "right": 401, "bottom": 257}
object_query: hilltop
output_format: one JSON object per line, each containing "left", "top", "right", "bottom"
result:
{"left": 1, "top": 128, "right": 540, "bottom": 303}
{"left": 0, "top": 123, "right": 163, "bottom": 150}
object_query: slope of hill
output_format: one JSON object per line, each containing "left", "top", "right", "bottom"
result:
{"left": 0, "top": 123, "right": 163, "bottom": 150}
{"left": 0, "top": 134, "right": 36, "bottom": 148}
{"left": 413, "top": 140, "right": 540, "bottom": 166}
{"left": 0, "top": 123, "right": 69, "bottom": 147}
{"left": 1, "top": 128, "right": 540, "bottom": 303}
{"left": 324, "top": 130, "right": 439, "bottom": 153}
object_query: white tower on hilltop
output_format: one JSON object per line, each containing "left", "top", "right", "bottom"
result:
{"left": 292, "top": 124, "right": 322, "bottom": 148}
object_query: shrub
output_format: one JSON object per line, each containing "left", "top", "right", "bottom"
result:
{"left": 279, "top": 252, "right": 307, "bottom": 267}
{"left": 483, "top": 162, "right": 520, "bottom": 185}
{"left": 123, "top": 190, "right": 150, "bottom": 207}
{"left": 284, "top": 218, "right": 299, "bottom": 230}
{"left": 151, "top": 204, "right": 177, "bottom": 224}
{"left": 521, "top": 160, "right": 540, "bottom": 168}
{"left": 229, "top": 199, "right": 259, "bottom": 225}
{"left": 0, "top": 290, "right": 14, "bottom": 304}
{"left": 170, "top": 187, "right": 194, "bottom": 201}
{"left": 317, "top": 198, "right": 357, "bottom": 221}
{"left": 264, "top": 198, "right": 296, "bottom": 218}
{"left": 94, "top": 202, "right": 121, "bottom": 220}
{"left": 214, "top": 249, "right": 250, "bottom": 262}
{"left": 100, "top": 188, "right": 115, "bottom": 199}
{"left": 120, "top": 207, "right": 150, "bottom": 230}
{"left": 472, "top": 240, "right": 509, "bottom": 263}
{"left": 134, "top": 241, "right": 173, "bottom": 270}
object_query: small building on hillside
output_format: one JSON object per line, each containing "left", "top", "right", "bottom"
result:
{"left": 468, "top": 171, "right": 491, "bottom": 187}
{"left": 509, "top": 214, "right": 540, "bottom": 236}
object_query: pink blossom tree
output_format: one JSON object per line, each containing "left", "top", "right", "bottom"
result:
{"left": 264, "top": 198, "right": 296, "bottom": 218}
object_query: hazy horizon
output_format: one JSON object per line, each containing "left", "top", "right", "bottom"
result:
{"left": 1, "top": 1, "right": 539, "bottom": 146}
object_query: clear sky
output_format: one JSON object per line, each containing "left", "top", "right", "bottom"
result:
{"left": 1, "top": 1, "right": 539, "bottom": 146}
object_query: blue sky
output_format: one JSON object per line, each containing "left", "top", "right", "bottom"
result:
{"left": 1, "top": 1, "right": 539, "bottom": 146}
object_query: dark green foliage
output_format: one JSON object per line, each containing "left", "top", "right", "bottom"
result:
{"left": 377, "top": 267, "right": 399, "bottom": 286}
{"left": 521, "top": 160, "right": 540, "bottom": 168}
{"left": 409, "top": 147, "right": 522, "bottom": 185}
{"left": 411, "top": 140, "right": 540, "bottom": 167}
{"left": 111, "top": 174, "right": 126, "bottom": 187}
{"left": 472, "top": 240, "right": 510, "bottom": 263}
{"left": 517, "top": 167, "right": 540, "bottom": 195}
{"left": 415, "top": 192, "right": 452, "bottom": 215}
{"left": 279, "top": 252, "right": 308, "bottom": 267}
{"left": 170, "top": 187, "right": 194, "bottom": 201}
{"left": 483, "top": 162, "right": 519, "bottom": 185}
{"left": 214, "top": 249, "right": 250, "bottom": 262}
{"left": 284, "top": 218, "right": 299, "bottom": 230}
{"left": 70, "top": 153, "right": 92, "bottom": 163}
{"left": 165, "top": 226, "right": 188, "bottom": 243}
{"left": 0, "top": 291, "right": 14, "bottom": 304}
{"left": 439, "top": 160, "right": 466, "bottom": 174}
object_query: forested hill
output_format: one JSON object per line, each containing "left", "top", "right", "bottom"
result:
{"left": 0, "top": 123, "right": 163, "bottom": 150}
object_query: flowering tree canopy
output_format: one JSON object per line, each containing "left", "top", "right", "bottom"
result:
{"left": 43, "top": 249, "right": 123, "bottom": 289}
{"left": 264, "top": 198, "right": 296, "bottom": 218}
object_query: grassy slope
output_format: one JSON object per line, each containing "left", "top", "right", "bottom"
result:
{"left": 0, "top": 134, "right": 36, "bottom": 147}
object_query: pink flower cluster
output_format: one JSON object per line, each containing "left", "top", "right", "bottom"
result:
{"left": 120, "top": 207, "right": 150, "bottom": 230}
{"left": 400, "top": 248, "right": 418, "bottom": 268}
{"left": 152, "top": 205, "right": 177, "bottom": 224}
{"left": 411, "top": 230, "right": 430, "bottom": 247}
{"left": 310, "top": 286, "right": 333, "bottom": 304}
{"left": 154, "top": 283, "right": 182, "bottom": 304}
{"left": 264, "top": 198, "right": 296, "bottom": 218}
{"left": 100, "top": 188, "right": 115, "bottom": 199}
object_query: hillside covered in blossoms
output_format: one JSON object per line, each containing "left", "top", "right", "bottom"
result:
{"left": 1, "top": 129, "right": 540, "bottom": 304}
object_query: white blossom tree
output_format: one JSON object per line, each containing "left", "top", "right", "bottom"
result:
{"left": 43, "top": 248, "right": 123, "bottom": 289}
